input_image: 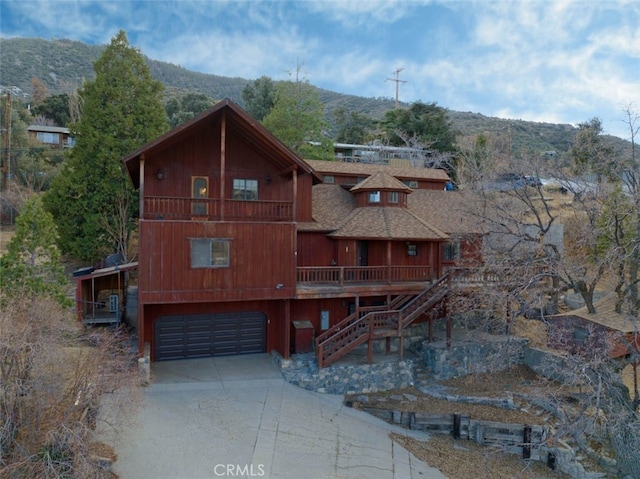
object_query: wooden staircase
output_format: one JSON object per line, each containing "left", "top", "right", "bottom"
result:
{"left": 316, "top": 273, "right": 453, "bottom": 368}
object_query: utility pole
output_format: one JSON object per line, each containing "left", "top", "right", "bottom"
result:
{"left": 386, "top": 68, "right": 407, "bottom": 109}
{"left": 2, "top": 91, "right": 10, "bottom": 191}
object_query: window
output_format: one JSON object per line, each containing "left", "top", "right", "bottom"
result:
{"left": 368, "top": 191, "right": 380, "bottom": 203}
{"left": 443, "top": 241, "right": 460, "bottom": 261}
{"left": 191, "top": 176, "right": 209, "bottom": 216}
{"left": 190, "top": 238, "right": 230, "bottom": 268}
{"left": 407, "top": 244, "right": 418, "bottom": 256}
{"left": 403, "top": 180, "right": 419, "bottom": 189}
{"left": 36, "top": 132, "right": 60, "bottom": 144}
{"left": 389, "top": 191, "right": 399, "bottom": 203}
{"left": 232, "top": 179, "right": 258, "bottom": 200}
{"left": 323, "top": 175, "right": 335, "bottom": 184}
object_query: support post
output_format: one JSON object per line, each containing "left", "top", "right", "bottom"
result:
{"left": 367, "top": 316, "right": 373, "bottom": 364}
{"left": 446, "top": 302, "right": 452, "bottom": 348}
{"left": 220, "top": 111, "right": 226, "bottom": 220}
{"left": 284, "top": 299, "right": 291, "bottom": 360}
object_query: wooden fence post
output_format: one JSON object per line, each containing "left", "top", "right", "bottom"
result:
{"left": 453, "top": 413, "right": 461, "bottom": 439}
{"left": 523, "top": 425, "right": 532, "bottom": 459}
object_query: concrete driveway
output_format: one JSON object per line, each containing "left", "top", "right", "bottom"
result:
{"left": 101, "top": 354, "right": 446, "bottom": 479}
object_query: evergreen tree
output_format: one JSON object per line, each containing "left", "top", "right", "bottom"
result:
{"left": 0, "top": 195, "right": 70, "bottom": 306}
{"left": 262, "top": 75, "right": 332, "bottom": 160}
{"left": 44, "top": 30, "right": 168, "bottom": 262}
{"left": 381, "top": 101, "right": 457, "bottom": 152}
{"left": 165, "top": 92, "right": 214, "bottom": 128}
{"left": 333, "top": 107, "right": 375, "bottom": 144}
{"left": 33, "top": 93, "right": 71, "bottom": 127}
{"left": 241, "top": 75, "right": 276, "bottom": 121}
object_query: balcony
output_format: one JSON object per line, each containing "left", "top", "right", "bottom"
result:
{"left": 296, "top": 266, "right": 433, "bottom": 298}
{"left": 143, "top": 197, "right": 293, "bottom": 221}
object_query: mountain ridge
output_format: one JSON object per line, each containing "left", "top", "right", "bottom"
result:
{"left": 1, "top": 37, "right": 631, "bottom": 157}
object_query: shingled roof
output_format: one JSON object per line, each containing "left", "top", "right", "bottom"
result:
{"left": 300, "top": 184, "right": 479, "bottom": 240}
{"left": 329, "top": 207, "right": 448, "bottom": 240}
{"left": 350, "top": 171, "right": 413, "bottom": 192}
{"left": 304, "top": 159, "right": 450, "bottom": 182}
{"left": 408, "top": 190, "right": 482, "bottom": 235}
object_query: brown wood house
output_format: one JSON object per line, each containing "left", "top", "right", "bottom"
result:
{"left": 122, "top": 99, "right": 481, "bottom": 365}
{"left": 27, "top": 125, "right": 75, "bottom": 148}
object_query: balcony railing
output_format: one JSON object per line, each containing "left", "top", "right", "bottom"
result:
{"left": 297, "top": 265, "right": 432, "bottom": 286}
{"left": 143, "top": 197, "right": 293, "bottom": 221}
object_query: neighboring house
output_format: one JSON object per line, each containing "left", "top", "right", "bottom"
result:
{"left": 27, "top": 125, "right": 75, "bottom": 148}
{"left": 120, "top": 99, "right": 481, "bottom": 364}
{"left": 549, "top": 294, "right": 640, "bottom": 359}
{"left": 332, "top": 142, "right": 429, "bottom": 165}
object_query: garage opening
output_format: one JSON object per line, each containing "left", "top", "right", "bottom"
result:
{"left": 154, "top": 311, "right": 267, "bottom": 361}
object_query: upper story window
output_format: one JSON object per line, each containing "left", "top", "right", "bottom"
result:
{"left": 389, "top": 191, "right": 399, "bottom": 203}
{"left": 191, "top": 238, "right": 230, "bottom": 268}
{"left": 407, "top": 244, "right": 418, "bottom": 256}
{"left": 403, "top": 180, "right": 419, "bottom": 189}
{"left": 192, "top": 176, "right": 209, "bottom": 216}
{"left": 36, "top": 132, "right": 60, "bottom": 144}
{"left": 368, "top": 191, "right": 381, "bottom": 203}
{"left": 443, "top": 241, "right": 460, "bottom": 261}
{"left": 323, "top": 175, "right": 335, "bottom": 184}
{"left": 233, "top": 179, "right": 258, "bottom": 200}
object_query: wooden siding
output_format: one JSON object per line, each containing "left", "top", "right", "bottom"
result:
{"left": 138, "top": 221, "right": 296, "bottom": 303}
{"left": 142, "top": 123, "right": 313, "bottom": 220}
{"left": 295, "top": 173, "right": 314, "bottom": 222}
{"left": 291, "top": 296, "right": 392, "bottom": 334}
{"left": 354, "top": 191, "right": 408, "bottom": 208}
{"left": 297, "top": 232, "right": 336, "bottom": 266}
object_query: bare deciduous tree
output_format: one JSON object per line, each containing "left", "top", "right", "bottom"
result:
{"left": 0, "top": 293, "right": 141, "bottom": 477}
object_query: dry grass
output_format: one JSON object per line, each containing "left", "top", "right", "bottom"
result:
{"left": 392, "top": 433, "right": 569, "bottom": 479}
{"left": 0, "top": 225, "right": 15, "bottom": 256}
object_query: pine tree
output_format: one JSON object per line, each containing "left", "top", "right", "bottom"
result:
{"left": 45, "top": 30, "right": 168, "bottom": 262}
{"left": 0, "top": 195, "right": 70, "bottom": 306}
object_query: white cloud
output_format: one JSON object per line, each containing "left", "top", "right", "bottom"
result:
{"left": 303, "top": 0, "right": 431, "bottom": 26}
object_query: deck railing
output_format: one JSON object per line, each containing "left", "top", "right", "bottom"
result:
{"left": 143, "top": 197, "right": 293, "bottom": 221}
{"left": 297, "top": 265, "right": 432, "bottom": 286}
{"left": 316, "top": 272, "right": 452, "bottom": 368}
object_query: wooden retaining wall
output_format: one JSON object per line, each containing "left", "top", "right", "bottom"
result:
{"left": 359, "top": 407, "right": 549, "bottom": 460}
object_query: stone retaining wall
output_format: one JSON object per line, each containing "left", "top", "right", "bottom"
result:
{"left": 274, "top": 351, "right": 414, "bottom": 394}
{"left": 421, "top": 333, "right": 528, "bottom": 380}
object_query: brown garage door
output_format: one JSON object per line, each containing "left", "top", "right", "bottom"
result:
{"left": 154, "top": 311, "right": 267, "bottom": 361}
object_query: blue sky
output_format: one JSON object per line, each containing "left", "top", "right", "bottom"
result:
{"left": 1, "top": 0, "right": 638, "bottom": 139}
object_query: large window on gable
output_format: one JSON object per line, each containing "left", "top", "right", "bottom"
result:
{"left": 232, "top": 179, "right": 258, "bottom": 200}
{"left": 191, "top": 238, "right": 230, "bottom": 268}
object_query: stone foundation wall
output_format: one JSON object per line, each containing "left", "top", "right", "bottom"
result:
{"left": 421, "top": 334, "right": 528, "bottom": 380}
{"left": 278, "top": 353, "right": 414, "bottom": 395}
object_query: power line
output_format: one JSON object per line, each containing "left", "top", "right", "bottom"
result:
{"left": 385, "top": 67, "right": 407, "bottom": 109}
